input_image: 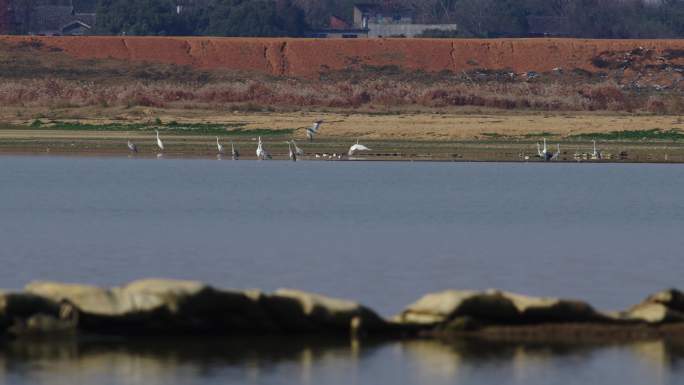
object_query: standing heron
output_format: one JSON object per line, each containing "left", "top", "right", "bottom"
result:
{"left": 348, "top": 139, "right": 371, "bottom": 156}
{"left": 291, "top": 140, "right": 304, "bottom": 156}
{"left": 592, "top": 140, "right": 602, "bottom": 160}
{"left": 155, "top": 130, "right": 164, "bottom": 151}
{"left": 231, "top": 142, "right": 239, "bottom": 160}
{"left": 216, "top": 137, "right": 225, "bottom": 154}
{"left": 307, "top": 120, "right": 322, "bottom": 141}
{"left": 256, "top": 136, "right": 272, "bottom": 160}
{"left": 536, "top": 138, "right": 559, "bottom": 161}
{"left": 127, "top": 140, "right": 138, "bottom": 153}
{"left": 287, "top": 141, "right": 297, "bottom": 161}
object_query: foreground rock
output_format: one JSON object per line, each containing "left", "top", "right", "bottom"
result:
{"left": 22, "top": 279, "right": 387, "bottom": 336}
{"left": 395, "top": 289, "right": 611, "bottom": 332}
{"left": 620, "top": 289, "right": 684, "bottom": 324}
{"left": 3, "top": 281, "right": 684, "bottom": 340}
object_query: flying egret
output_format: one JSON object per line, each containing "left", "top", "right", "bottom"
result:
{"left": 216, "top": 137, "right": 225, "bottom": 154}
{"left": 287, "top": 141, "right": 297, "bottom": 161}
{"left": 155, "top": 130, "right": 164, "bottom": 151}
{"left": 127, "top": 140, "right": 138, "bottom": 153}
{"left": 256, "top": 136, "right": 272, "bottom": 160}
{"left": 307, "top": 120, "right": 322, "bottom": 141}
{"left": 348, "top": 139, "right": 371, "bottom": 156}
{"left": 231, "top": 142, "right": 239, "bottom": 160}
{"left": 291, "top": 140, "right": 304, "bottom": 156}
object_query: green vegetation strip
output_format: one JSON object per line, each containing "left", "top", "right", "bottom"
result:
{"left": 20, "top": 120, "right": 293, "bottom": 136}
{"left": 570, "top": 129, "right": 684, "bottom": 141}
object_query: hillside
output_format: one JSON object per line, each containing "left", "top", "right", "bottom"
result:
{"left": 1, "top": 36, "right": 682, "bottom": 80}
{"left": 0, "top": 36, "right": 681, "bottom": 114}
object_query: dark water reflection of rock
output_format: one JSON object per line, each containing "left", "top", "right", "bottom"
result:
{"left": 3, "top": 337, "right": 684, "bottom": 385}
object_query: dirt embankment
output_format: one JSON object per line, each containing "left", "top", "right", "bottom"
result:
{"left": 1, "top": 36, "right": 682, "bottom": 78}
{"left": 0, "top": 36, "right": 681, "bottom": 114}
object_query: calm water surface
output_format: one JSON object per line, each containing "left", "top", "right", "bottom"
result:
{"left": 1, "top": 155, "right": 684, "bottom": 384}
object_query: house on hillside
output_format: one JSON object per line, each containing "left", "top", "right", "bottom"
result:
{"left": 6, "top": 0, "right": 97, "bottom": 36}
{"left": 306, "top": 15, "right": 369, "bottom": 38}
{"left": 27, "top": 3, "right": 95, "bottom": 35}
{"left": 309, "top": 3, "right": 458, "bottom": 38}
{"left": 329, "top": 15, "right": 350, "bottom": 30}
{"left": 352, "top": 3, "right": 457, "bottom": 37}
{"left": 353, "top": 3, "right": 412, "bottom": 28}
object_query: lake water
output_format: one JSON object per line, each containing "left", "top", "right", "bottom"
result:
{"left": 2, "top": 155, "right": 684, "bottom": 384}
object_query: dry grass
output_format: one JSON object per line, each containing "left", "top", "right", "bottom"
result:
{"left": 2, "top": 106, "right": 682, "bottom": 142}
{"left": 0, "top": 77, "right": 681, "bottom": 114}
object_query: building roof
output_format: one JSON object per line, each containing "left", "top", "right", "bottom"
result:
{"left": 329, "top": 15, "right": 350, "bottom": 29}
{"left": 29, "top": 5, "right": 95, "bottom": 35}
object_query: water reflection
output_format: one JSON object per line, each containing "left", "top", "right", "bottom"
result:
{"left": 3, "top": 336, "right": 684, "bottom": 385}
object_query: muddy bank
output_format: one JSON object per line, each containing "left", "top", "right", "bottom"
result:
{"left": 0, "top": 37, "right": 681, "bottom": 114}
{"left": 1, "top": 36, "right": 682, "bottom": 79}
{"left": 3, "top": 279, "right": 684, "bottom": 341}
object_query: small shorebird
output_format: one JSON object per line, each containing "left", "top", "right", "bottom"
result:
{"left": 256, "top": 136, "right": 271, "bottom": 160}
{"left": 127, "top": 140, "right": 138, "bottom": 153}
{"left": 307, "top": 120, "right": 322, "bottom": 141}
{"left": 287, "top": 141, "right": 297, "bottom": 161}
{"left": 348, "top": 139, "right": 371, "bottom": 156}
{"left": 155, "top": 130, "right": 164, "bottom": 151}
{"left": 231, "top": 142, "right": 239, "bottom": 160}
{"left": 216, "top": 137, "right": 225, "bottom": 155}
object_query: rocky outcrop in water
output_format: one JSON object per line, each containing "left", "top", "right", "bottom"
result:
{"left": 17, "top": 279, "right": 387, "bottom": 336}
{"left": 2, "top": 280, "right": 684, "bottom": 340}
{"left": 394, "top": 289, "right": 610, "bottom": 328}
{"left": 620, "top": 289, "right": 684, "bottom": 324}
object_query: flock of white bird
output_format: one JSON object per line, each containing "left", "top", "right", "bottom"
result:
{"left": 125, "top": 121, "right": 602, "bottom": 162}
{"left": 126, "top": 121, "right": 372, "bottom": 161}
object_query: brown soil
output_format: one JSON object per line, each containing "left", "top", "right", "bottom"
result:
{"left": 1, "top": 36, "right": 682, "bottom": 80}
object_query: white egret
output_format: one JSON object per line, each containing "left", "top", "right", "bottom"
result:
{"left": 127, "top": 140, "right": 138, "bottom": 153}
{"left": 216, "top": 137, "right": 225, "bottom": 154}
{"left": 155, "top": 130, "right": 164, "bottom": 151}
{"left": 348, "top": 139, "right": 371, "bottom": 156}
{"left": 287, "top": 141, "right": 297, "bottom": 161}
{"left": 291, "top": 140, "right": 304, "bottom": 156}
{"left": 592, "top": 140, "right": 602, "bottom": 160}
{"left": 231, "top": 142, "right": 239, "bottom": 160}
{"left": 307, "top": 120, "right": 322, "bottom": 141}
{"left": 256, "top": 136, "right": 271, "bottom": 160}
{"left": 536, "top": 138, "right": 559, "bottom": 161}
{"left": 552, "top": 144, "right": 561, "bottom": 160}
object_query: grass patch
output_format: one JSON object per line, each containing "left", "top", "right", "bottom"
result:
{"left": 522, "top": 132, "right": 554, "bottom": 138}
{"left": 569, "top": 128, "right": 684, "bottom": 141}
{"left": 16, "top": 120, "right": 293, "bottom": 136}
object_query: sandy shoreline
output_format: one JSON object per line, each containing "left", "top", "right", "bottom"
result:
{"left": 1, "top": 109, "right": 683, "bottom": 162}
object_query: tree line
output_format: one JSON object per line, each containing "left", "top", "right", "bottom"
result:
{"left": 95, "top": 0, "right": 307, "bottom": 36}
{"left": 14, "top": 0, "right": 684, "bottom": 38}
